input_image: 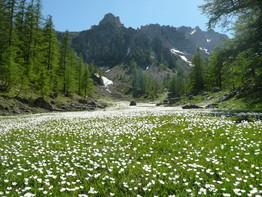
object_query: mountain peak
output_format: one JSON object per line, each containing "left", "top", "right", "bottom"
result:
{"left": 99, "top": 13, "right": 123, "bottom": 27}
{"left": 195, "top": 26, "right": 201, "bottom": 31}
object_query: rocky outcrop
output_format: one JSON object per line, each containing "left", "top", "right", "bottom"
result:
{"left": 71, "top": 13, "right": 228, "bottom": 69}
{"left": 130, "top": 101, "right": 137, "bottom": 106}
{"left": 0, "top": 96, "right": 107, "bottom": 116}
{"left": 182, "top": 104, "right": 202, "bottom": 109}
{"left": 34, "top": 97, "right": 53, "bottom": 110}
{"left": 205, "top": 103, "right": 218, "bottom": 109}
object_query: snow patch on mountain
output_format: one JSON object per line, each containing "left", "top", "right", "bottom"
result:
{"left": 170, "top": 49, "right": 193, "bottom": 67}
{"left": 170, "top": 48, "right": 185, "bottom": 55}
{"left": 95, "top": 73, "right": 113, "bottom": 93}
{"left": 206, "top": 39, "right": 211, "bottom": 43}
{"left": 180, "top": 56, "right": 193, "bottom": 67}
{"left": 199, "top": 47, "right": 210, "bottom": 55}
{"left": 127, "top": 47, "right": 131, "bottom": 56}
{"left": 190, "top": 29, "right": 196, "bottom": 35}
{"left": 101, "top": 76, "right": 113, "bottom": 87}
{"left": 146, "top": 65, "right": 151, "bottom": 71}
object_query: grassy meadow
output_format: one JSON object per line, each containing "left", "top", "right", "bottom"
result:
{"left": 0, "top": 110, "right": 261, "bottom": 196}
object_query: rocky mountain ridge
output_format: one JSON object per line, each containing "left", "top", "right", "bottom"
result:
{"left": 70, "top": 13, "right": 228, "bottom": 70}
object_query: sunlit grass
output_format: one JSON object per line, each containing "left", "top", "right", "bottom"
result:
{"left": 0, "top": 111, "right": 261, "bottom": 196}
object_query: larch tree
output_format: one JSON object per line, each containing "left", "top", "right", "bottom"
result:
{"left": 190, "top": 50, "right": 204, "bottom": 95}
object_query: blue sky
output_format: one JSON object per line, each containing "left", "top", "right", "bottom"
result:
{"left": 42, "top": 0, "right": 227, "bottom": 34}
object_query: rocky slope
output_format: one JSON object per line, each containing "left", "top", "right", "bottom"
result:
{"left": 71, "top": 13, "right": 228, "bottom": 70}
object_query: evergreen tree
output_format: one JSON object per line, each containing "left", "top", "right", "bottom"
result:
{"left": 82, "top": 64, "right": 94, "bottom": 97}
{"left": 207, "top": 49, "right": 225, "bottom": 90}
{"left": 23, "top": 0, "right": 37, "bottom": 79}
{"left": 168, "top": 76, "right": 178, "bottom": 97}
{"left": 36, "top": 15, "right": 59, "bottom": 96}
{"left": 190, "top": 50, "right": 204, "bottom": 95}
{"left": 77, "top": 57, "right": 82, "bottom": 95}
{"left": 6, "top": 0, "right": 17, "bottom": 46}
{"left": 130, "top": 61, "right": 146, "bottom": 97}
{"left": 144, "top": 74, "right": 158, "bottom": 99}
{"left": 201, "top": 0, "right": 262, "bottom": 93}
{"left": 66, "top": 50, "right": 78, "bottom": 94}
{"left": 0, "top": 0, "right": 20, "bottom": 91}
{"left": 0, "top": 0, "right": 95, "bottom": 99}
{"left": 59, "top": 31, "right": 69, "bottom": 95}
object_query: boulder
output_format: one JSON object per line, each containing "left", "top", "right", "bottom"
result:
{"left": 163, "top": 99, "right": 169, "bottom": 105}
{"left": 130, "top": 101, "right": 136, "bottom": 106}
{"left": 78, "top": 99, "right": 90, "bottom": 104}
{"left": 182, "top": 104, "right": 202, "bottom": 109}
{"left": 16, "top": 97, "right": 31, "bottom": 105}
{"left": 34, "top": 97, "right": 53, "bottom": 110}
{"left": 205, "top": 103, "right": 218, "bottom": 109}
{"left": 86, "top": 101, "right": 97, "bottom": 110}
{"left": 60, "top": 100, "right": 100, "bottom": 111}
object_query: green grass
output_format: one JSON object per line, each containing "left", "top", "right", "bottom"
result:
{"left": 218, "top": 98, "right": 262, "bottom": 112}
{"left": 0, "top": 113, "right": 261, "bottom": 196}
{"left": 169, "top": 90, "right": 262, "bottom": 112}
{"left": 170, "top": 91, "right": 227, "bottom": 107}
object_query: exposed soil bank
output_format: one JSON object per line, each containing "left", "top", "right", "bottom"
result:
{"left": 0, "top": 96, "right": 107, "bottom": 116}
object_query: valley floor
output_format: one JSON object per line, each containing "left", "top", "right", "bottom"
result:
{"left": 0, "top": 104, "right": 261, "bottom": 196}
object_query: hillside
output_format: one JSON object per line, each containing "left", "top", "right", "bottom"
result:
{"left": 71, "top": 13, "right": 228, "bottom": 70}
{"left": 65, "top": 13, "right": 229, "bottom": 100}
{"left": 0, "top": 0, "right": 260, "bottom": 115}
{"left": 0, "top": 1, "right": 261, "bottom": 196}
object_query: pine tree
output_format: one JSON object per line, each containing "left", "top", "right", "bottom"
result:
{"left": 6, "top": 0, "right": 17, "bottom": 46}
{"left": 82, "top": 64, "right": 93, "bottom": 97}
{"left": 23, "top": 0, "right": 35, "bottom": 78}
{"left": 144, "top": 74, "right": 158, "bottom": 99}
{"left": 0, "top": 0, "right": 20, "bottom": 91}
{"left": 59, "top": 31, "right": 69, "bottom": 96}
{"left": 40, "top": 15, "right": 59, "bottom": 96}
{"left": 77, "top": 56, "right": 84, "bottom": 95}
{"left": 190, "top": 50, "right": 204, "bottom": 95}
{"left": 201, "top": 0, "right": 262, "bottom": 92}
{"left": 0, "top": 0, "right": 95, "bottom": 99}
{"left": 131, "top": 63, "right": 145, "bottom": 98}
{"left": 66, "top": 50, "right": 78, "bottom": 94}
{"left": 207, "top": 50, "right": 224, "bottom": 90}
{"left": 168, "top": 76, "right": 179, "bottom": 97}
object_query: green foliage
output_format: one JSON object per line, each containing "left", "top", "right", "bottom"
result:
{"left": 200, "top": 0, "right": 262, "bottom": 29}
{"left": 0, "top": 0, "right": 94, "bottom": 98}
{"left": 168, "top": 75, "right": 185, "bottom": 98}
{"left": 189, "top": 50, "right": 205, "bottom": 95}
{"left": 0, "top": 46, "right": 19, "bottom": 90}
{"left": 144, "top": 74, "right": 158, "bottom": 99}
{"left": 206, "top": 50, "right": 222, "bottom": 90}
{"left": 202, "top": 0, "right": 262, "bottom": 97}
{"left": 131, "top": 67, "right": 145, "bottom": 98}
{"left": 129, "top": 61, "right": 159, "bottom": 99}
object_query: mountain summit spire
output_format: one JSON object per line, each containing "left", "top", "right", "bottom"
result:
{"left": 99, "top": 13, "right": 123, "bottom": 27}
